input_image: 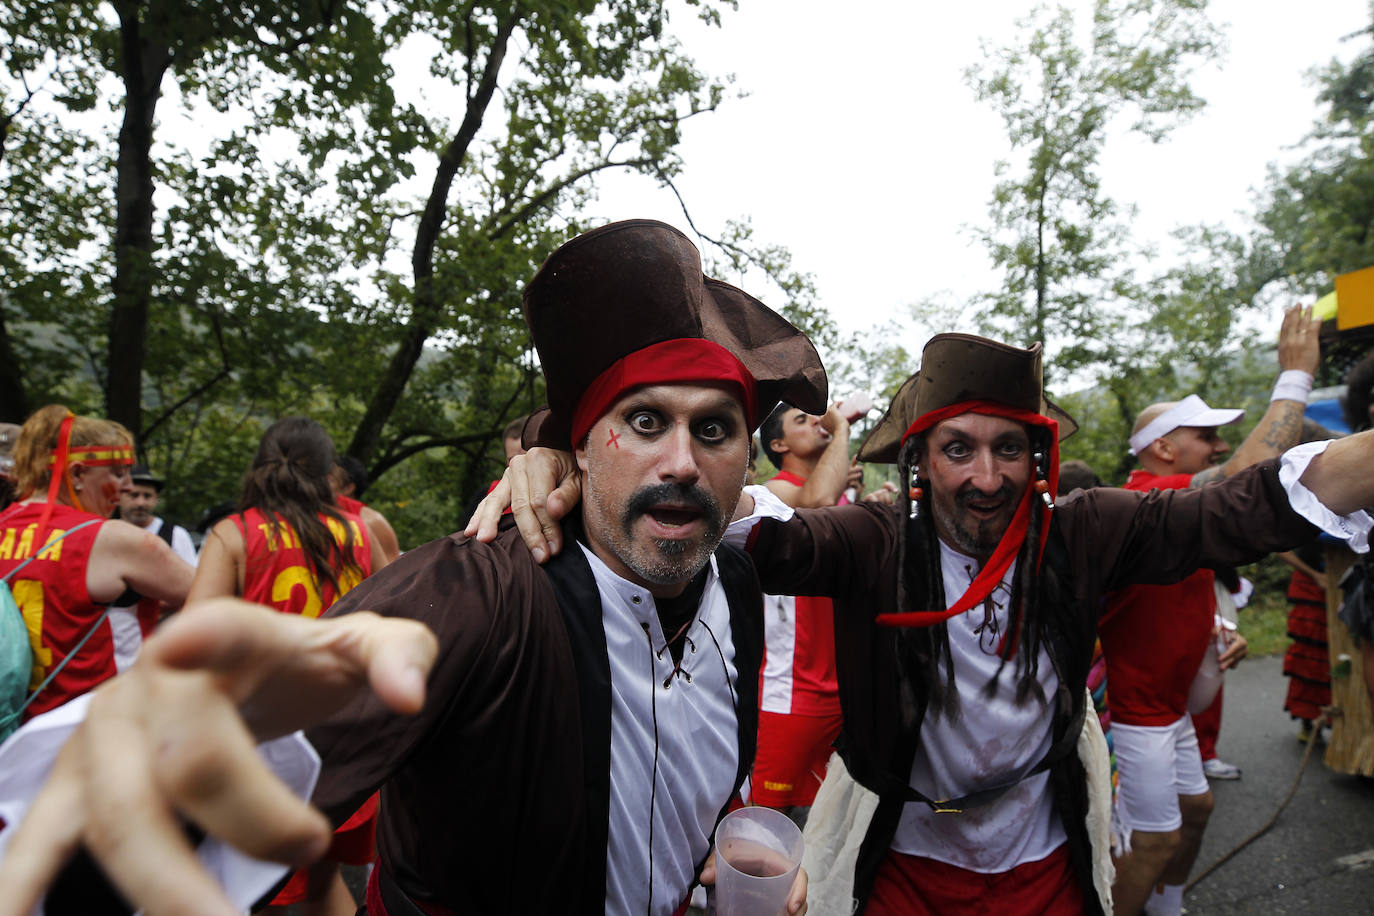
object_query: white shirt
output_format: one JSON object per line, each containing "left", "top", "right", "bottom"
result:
{"left": 583, "top": 546, "right": 742, "bottom": 916}
{"left": 108, "top": 516, "right": 199, "bottom": 671}
{"left": 889, "top": 541, "right": 1064, "bottom": 871}
{"left": 147, "top": 515, "right": 199, "bottom": 567}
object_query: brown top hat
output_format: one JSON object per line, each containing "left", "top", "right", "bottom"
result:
{"left": 858, "top": 333, "right": 1077, "bottom": 463}
{"left": 521, "top": 219, "right": 828, "bottom": 448}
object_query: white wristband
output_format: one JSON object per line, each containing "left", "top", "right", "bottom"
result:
{"left": 1271, "top": 370, "right": 1313, "bottom": 404}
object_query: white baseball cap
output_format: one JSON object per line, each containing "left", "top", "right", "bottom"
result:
{"left": 1128, "top": 394, "right": 1244, "bottom": 456}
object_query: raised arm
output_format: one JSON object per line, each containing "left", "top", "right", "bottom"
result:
{"left": 764, "top": 407, "right": 852, "bottom": 509}
{"left": 1196, "top": 305, "right": 1320, "bottom": 486}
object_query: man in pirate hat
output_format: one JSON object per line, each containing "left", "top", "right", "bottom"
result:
{"left": 0, "top": 221, "right": 817, "bottom": 916}
{"left": 465, "top": 330, "right": 1373, "bottom": 915}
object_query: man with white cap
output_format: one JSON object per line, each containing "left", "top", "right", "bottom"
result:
{"left": 1101, "top": 304, "right": 1321, "bottom": 916}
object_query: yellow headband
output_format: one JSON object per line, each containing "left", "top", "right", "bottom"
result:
{"left": 47, "top": 444, "right": 135, "bottom": 468}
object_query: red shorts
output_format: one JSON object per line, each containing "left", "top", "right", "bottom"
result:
{"left": 867, "top": 844, "right": 1085, "bottom": 916}
{"left": 270, "top": 793, "right": 379, "bottom": 905}
{"left": 751, "top": 709, "right": 842, "bottom": 807}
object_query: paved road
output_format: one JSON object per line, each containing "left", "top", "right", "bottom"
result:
{"left": 1184, "top": 654, "right": 1374, "bottom": 913}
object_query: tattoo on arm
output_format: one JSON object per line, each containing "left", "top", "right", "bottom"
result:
{"left": 1261, "top": 403, "right": 1303, "bottom": 451}
{"left": 1190, "top": 466, "right": 1222, "bottom": 488}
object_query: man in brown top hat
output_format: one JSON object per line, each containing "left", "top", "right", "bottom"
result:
{"left": 466, "top": 332, "right": 1374, "bottom": 915}
{"left": 0, "top": 220, "right": 818, "bottom": 916}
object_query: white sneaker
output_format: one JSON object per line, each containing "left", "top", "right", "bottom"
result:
{"left": 1203, "top": 757, "right": 1242, "bottom": 780}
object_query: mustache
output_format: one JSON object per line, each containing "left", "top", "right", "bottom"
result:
{"left": 955, "top": 484, "right": 1015, "bottom": 508}
{"left": 624, "top": 483, "right": 721, "bottom": 524}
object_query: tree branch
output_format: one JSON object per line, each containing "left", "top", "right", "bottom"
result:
{"left": 372, "top": 430, "right": 503, "bottom": 478}
{"left": 487, "top": 156, "right": 656, "bottom": 240}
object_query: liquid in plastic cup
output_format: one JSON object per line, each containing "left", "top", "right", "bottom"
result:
{"left": 713, "top": 806, "right": 804, "bottom": 916}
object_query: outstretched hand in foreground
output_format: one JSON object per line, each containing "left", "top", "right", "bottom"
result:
{"left": 0, "top": 599, "right": 437, "bottom": 916}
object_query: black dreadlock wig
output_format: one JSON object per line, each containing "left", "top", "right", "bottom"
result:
{"left": 892, "top": 425, "right": 1064, "bottom": 727}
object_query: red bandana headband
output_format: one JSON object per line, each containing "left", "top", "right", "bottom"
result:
{"left": 875, "top": 400, "right": 1060, "bottom": 648}
{"left": 570, "top": 338, "right": 759, "bottom": 446}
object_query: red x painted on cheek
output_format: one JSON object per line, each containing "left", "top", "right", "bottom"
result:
{"left": 606, "top": 428, "right": 621, "bottom": 449}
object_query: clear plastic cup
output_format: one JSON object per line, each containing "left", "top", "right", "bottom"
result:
{"left": 1188, "top": 631, "right": 1229, "bottom": 715}
{"left": 713, "top": 806, "right": 804, "bottom": 916}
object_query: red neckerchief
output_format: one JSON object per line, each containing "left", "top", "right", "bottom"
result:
{"left": 875, "top": 400, "right": 1059, "bottom": 652}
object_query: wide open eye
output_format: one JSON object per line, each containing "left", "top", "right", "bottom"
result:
{"left": 696, "top": 418, "right": 732, "bottom": 444}
{"left": 628, "top": 411, "right": 663, "bottom": 434}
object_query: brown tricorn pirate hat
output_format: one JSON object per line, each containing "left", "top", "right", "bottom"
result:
{"left": 521, "top": 219, "right": 828, "bottom": 448}
{"left": 858, "top": 333, "right": 1077, "bottom": 463}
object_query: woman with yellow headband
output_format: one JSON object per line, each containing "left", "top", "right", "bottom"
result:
{"left": 0, "top": 405, "right": 194, "bottom": 722}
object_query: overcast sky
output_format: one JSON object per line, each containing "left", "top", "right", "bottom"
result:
{"left": 589, "top": 0, "right": 1372, "bottom": 352}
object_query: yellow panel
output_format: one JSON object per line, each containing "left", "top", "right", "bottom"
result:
{"left": 1334, "top": 265, "right": 1374, "bottom": 330}
{"left": 1313, "top": 290, "right": 1338, "bottom": 321}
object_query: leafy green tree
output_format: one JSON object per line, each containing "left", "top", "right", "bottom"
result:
{"left": 966, "top": 0, "right": 1222, "bottom": 386}
{"left": 1248, "top": 20, "right": 1374, "bottom": 317}
{"left": 2, "top": 0, "right": 830, "bottom": 544}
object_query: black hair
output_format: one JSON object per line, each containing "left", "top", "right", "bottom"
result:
{"left": 1342, "top": 350, "right": 1374, "bottom": 433}
{"left": 336, "top": 454, "right": 369, "bottom": 497}
{"left": 241, "top": 417, "right": 360, "bottom": 597}
{"left": 1056, "top": 459, "right": 1102, "bottom": 496}
{"left": 892, "top": 426, "right": 1059, "bottom": 723}
{"left": 759, "top": 402, "right": 796, "bottom": 469}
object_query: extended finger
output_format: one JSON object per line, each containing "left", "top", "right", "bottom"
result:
{"left": 699, "top": 848, "right": 717, "bottom": 886}
{"left": 329, "top": 610, "right": 437, "bottom": 715}
{"left": 464, "top": 476, "right": 510, "bottom": 542}
{"left": 82, "top": 688, "right": 247, "bottom": 916}
{"left": 508, "top": 458, "right": 555, "bottom": 563}
{"left": 788, "top": 865, "right": 808, "bottom": 914}
{"left": 0, "top": 741, "right": 86, "bottom": 916}
{"left": 135, "top": 663, "right": 332, "bottom": 866}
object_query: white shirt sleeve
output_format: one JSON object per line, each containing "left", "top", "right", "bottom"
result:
{"left": 1278, "top": 440, "right": 1372, "bottom": 553}
{"left": 0, "top": 696, "right": 319, "bottom": 912}
{"left": 721, "top": 484, "right": 795, "bottom": 550}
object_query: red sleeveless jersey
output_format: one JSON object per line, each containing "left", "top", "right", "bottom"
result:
{"left": 337, "top": 494, "right": 366, "bottom": 515}
{"left": 1100, "top": 470, "right": 1217, "bottom": 726}
{"left": 0, "top": 502, "right": 112, "bottom": 720}
{"left": 234, "top": 507, "right": 373, "bottom": 617}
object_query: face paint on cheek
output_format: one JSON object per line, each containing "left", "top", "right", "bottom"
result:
{"left": 606, "top": 428, "right": 621, "bottom": 449}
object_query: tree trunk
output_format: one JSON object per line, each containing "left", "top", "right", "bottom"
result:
{"left": 346, "top": 6, "right": 519, "bottom": 465}
{"left": 105, "top": 3, "right": 171, "bottom": 441}
{"left": 0, "top": 298, "right": 29, "bottom": 422}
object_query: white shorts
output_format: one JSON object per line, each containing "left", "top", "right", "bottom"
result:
{"left": 1112, "top": 716, "right": 1210, "bottom": 834}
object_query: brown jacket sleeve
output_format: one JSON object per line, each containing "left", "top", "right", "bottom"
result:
{"left": 748, "top": 501, "right": 900, "bottom": 607}
{"left": 306, "top": 530, "right": 575, "bottom": 825}
{"left": 747, "top": 458, "right": 1318, "bottom": 609}
{"left": 1059, "top": 458, "right": 1320, "bottom": 600}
